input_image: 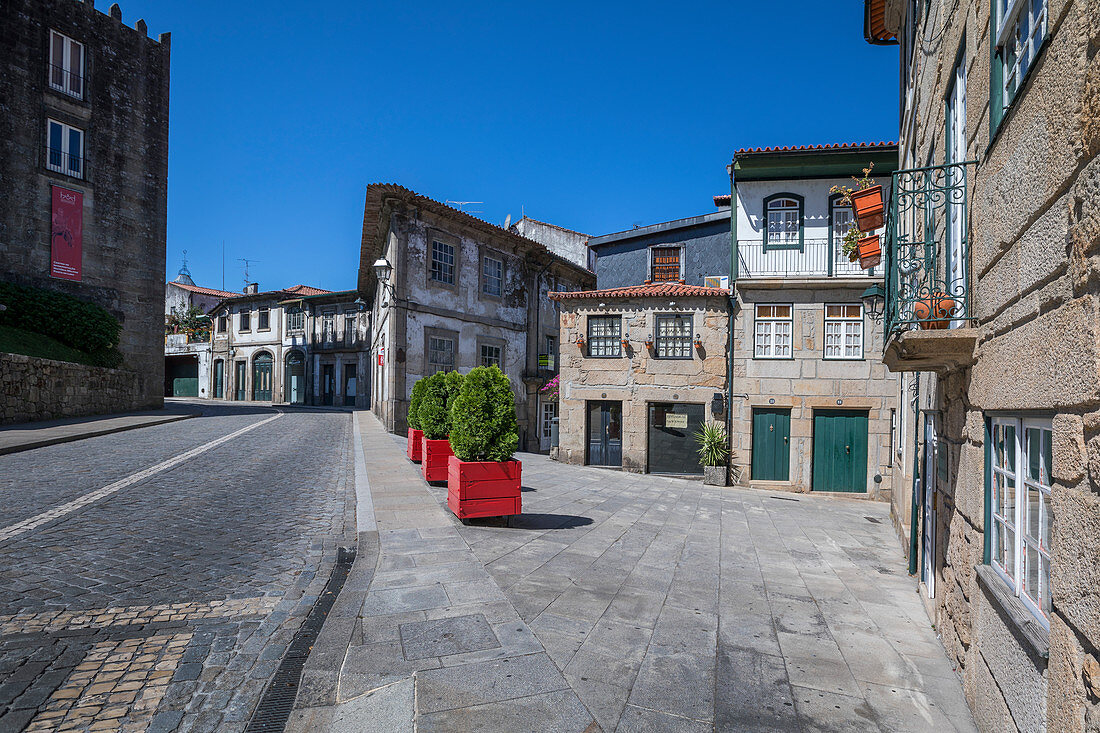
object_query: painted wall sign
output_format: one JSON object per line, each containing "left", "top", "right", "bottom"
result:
{"left": 665, "top": 413, "right": 689, "bottom": 429}
{"left": 50, "top": 186, "right": 83, "bottom": 281}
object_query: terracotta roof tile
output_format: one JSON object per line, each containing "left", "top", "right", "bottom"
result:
{"left": 734, "top": 141, "right": 897, "bottom": 156}
{"left": 168, "top": 282, "right": 239, "bottom": 298}
{"left": 713, "top": 194, "right": 731, "bottom": 207}
{"left": 548, "top": 282, "right": 729, "bottom": 301}
{"left": 284, "top": 284, "right": 330, "bottom": 296}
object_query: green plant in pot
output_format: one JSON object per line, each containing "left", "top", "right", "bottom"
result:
{"left": 695, "top": 421, "right": 731, "bottom": 486}
{"left": 418, "top": 371, "right": 465, "bottom": 483}
{"left": 446, "top": 365, "right": 522, "bottom": 520}
{"left": 405, "top": 377, "right": 427, "bottom": 462}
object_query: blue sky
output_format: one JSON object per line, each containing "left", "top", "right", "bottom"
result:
{"left": 127, "top": 1, "right": 898, "bottom": 293}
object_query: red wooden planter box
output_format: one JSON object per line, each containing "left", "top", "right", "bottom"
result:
{"left": 447, "top": 455, "right": 522, "bottom": 519}
{"left": 421, "top": 437, "right": 453, "bottom": 483}
{"left": 407, "top": 428, "right": 423, "bottom": 462}
{"left": 857, "top": 234, "right": 882, "bottom": 269}
{"left": 850, "top": 185, "right": 885, "bottom": 231}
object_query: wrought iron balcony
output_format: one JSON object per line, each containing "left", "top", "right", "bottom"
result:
{"left": 310, "top": 332, "right": 362, "bottom": 351}
{"left": 881, "top": 161, "right": 980, "bottom": 372}
{"left": 735, "top": 238, "right": 877, "bottom": 280}
{"left": 44, "top": 146, "right": 84, "bottom": 179}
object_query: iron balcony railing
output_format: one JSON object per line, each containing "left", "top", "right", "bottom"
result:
{"left": 49, "top": 64, "right": 84, "bottom": 99}
{"left": 736, "top": 238, "right": 877, "bottom": 279}
{"left": 310, "top": 332, "right": 362, "bottom": 350}
{"left": 44, "top": 146, "right": 84, "bottom": 179}
{"left": 884, "top": 160, "right": 977, "bottom": 336}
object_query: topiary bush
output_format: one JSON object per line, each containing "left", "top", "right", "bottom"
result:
{"left": 418, "top": 371, "right": 465, "bottom": 440}
{"left": 449, "top": 365, "right": 518, "bottom": 463}
{"left": 0, "top": 282, "right": 122, "bottom": 367}
{"left": 407, "top": 377, "right": 427, "bottom": 431}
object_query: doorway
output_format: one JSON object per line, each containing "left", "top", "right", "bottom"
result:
{"left": 286, "top": 352, "right": 305, "bottom": 404}
{"left": 921, "top": 413, "right": 939, "bottom": 598}
{"left": 946, "top": 47, "right": 967, "bottom": 327}
{"left": 252, "top": 353, "right": 273, "bottom": 401}
{"left": 586, "top": 401, "right": 622, "bottom": 467}
{"left": 321, "top": 364, "right": 335, "bottom": 406}
{"left": 343, "top": 363, "right": 357, "bottom": 407}
{"left": 164, "top": 356, "right": 198, "bottom": 397}
{"left": 812, "top": 410, "right": 869, "bottom": 492}
{"left": 647, "top": 402, "right": 705, "bottom": 475}
{"left": 539, "top": 400, "right": 558, "bottom": 451}
{"left": 234, "top": 361, "right": 247, "bottom": 401}
{"left": 752, "top": 408, "right": 791, "bottom": 481}
{"left": 212, "top": 359, "right": 224, "bottom": 399}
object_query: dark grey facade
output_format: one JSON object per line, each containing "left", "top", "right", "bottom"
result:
{"left": 588, "top": 210, "right": 731, "bottom": 289}
{"left": 0, "top": 0, "right": 170, "bottom": 410}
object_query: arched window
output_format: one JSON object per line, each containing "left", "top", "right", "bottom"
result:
{"left": 763, "top": 193, "right": 804, "bottom": 251}
{"left": 829, "top": 192, "right": 856, "bottom": 268}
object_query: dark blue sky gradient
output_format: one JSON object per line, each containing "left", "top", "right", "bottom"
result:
{"left": 123, "top": 1, "right": 898, "bottom": 292}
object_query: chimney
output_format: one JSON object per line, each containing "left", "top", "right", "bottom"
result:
{"left": 244, "top": 283, "right": 258, "bottom": 295}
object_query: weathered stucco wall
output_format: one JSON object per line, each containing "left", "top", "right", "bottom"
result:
{"left": 1, "top": 352, "right": 146, "bottom": 424}
{"left": 556, "top": 296, "right": 729, "bottom": 473}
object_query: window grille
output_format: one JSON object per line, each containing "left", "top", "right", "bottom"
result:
{"left": 587, "top": 316, "right": 621, "bottom": 357}
{"left": 651, "top": 247, "right": 681, "bottom": 282}
{"left": 655, "top": 314, "right": 692, "bottom": 359}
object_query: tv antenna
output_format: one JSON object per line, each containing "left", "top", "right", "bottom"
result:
{"left": 238, "top": 258, "right": 261, "bottom": 286}
{"left": 446, "top": 200, "right": 483, "bottom": 215}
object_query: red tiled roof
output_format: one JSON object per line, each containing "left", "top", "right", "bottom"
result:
{"left": 548, "top": 282, "right": 729, "bottom": 301}
{"left": 168, "top": 282, "right": 239, "bottom": 298}
{"left": 284, "top": 284, "right": 330, "bottom": 296}
{"left": 734, "top": 141, "right": 897, "bottom": 156}
{"left": 713, "top": 194, "right": 731, "bottom": 207}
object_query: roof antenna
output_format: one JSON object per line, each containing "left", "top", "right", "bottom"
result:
{"left": 446, "top": 200, "right": 483, "bottom": 215}
{"left": 238, "top": 257, "right": 261, "bottom": 287}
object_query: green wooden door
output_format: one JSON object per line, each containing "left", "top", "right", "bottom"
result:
{"left": 812, "top": 410, "right": 869, "bottom": 492}
{"left": 752, "top": 408, "right": 790, "bottom": 481}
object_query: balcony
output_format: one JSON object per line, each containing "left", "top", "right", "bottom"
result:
{"left": 44, "top": 146, "right": 84, "bottom": 179}
{"left": 735, "top": 238, "right": 877, "bottom": 280}
{"left": 882, "top": 161, "right": 980, "bottom": 373}
{"left": 310, "top": 332, "right": 362, "bottom": 351}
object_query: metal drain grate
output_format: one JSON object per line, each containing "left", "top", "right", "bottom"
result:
{"left": 769, "top": 495, "right": 800, "bottom": 502}
{"left": 246, "top": 545, "right": 356, "bottom": 732}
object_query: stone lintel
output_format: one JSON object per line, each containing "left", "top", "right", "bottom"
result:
{"left": 882, "top": 328, "right": 981, "bottom": 373}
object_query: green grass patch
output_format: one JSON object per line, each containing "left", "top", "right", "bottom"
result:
{"left": 0, "top": 324, "right": 101, "bottom": 366}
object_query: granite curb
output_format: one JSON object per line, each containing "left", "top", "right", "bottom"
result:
{"left": 0, "top": 412, "right": 197, "bottom": 455}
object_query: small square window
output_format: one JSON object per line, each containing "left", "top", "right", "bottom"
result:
{"left": 651, "top": 246, "right": 681, "bottom": 282}
{"left": 587, "top": 316, "right": 621, "bottom": 357}
{"left": 655, "top": 314, "right": 692, "bottom": 359}
{"left": 754, "top": 304, "right": 792, "bottom": 358}
{"left": 480, "top": 343, "right": 502, "bottom": 368}
{"left": 428, "top": 336, "right": 455, "bottom": 374}
{"left": 824, "top": 304, "right": 863, "bottom": 360}
{"left": 431, "top": 240, "right": 455, "bottom": 285}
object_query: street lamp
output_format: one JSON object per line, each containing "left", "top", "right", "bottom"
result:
{"left": 373, "top": 257, "right": 392, "bottom": 284}
{"left": 860, "top": 284, "right": 886, "bottom": 321}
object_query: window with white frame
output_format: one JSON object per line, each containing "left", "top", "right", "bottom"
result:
{"left": 321, "top": 311, "right": 335, "bottom": 339}
{"left": 430, "top": 240, "right": 455, "bottom": 285}
{"left": 427, "top": 336, "right": 455, "bottom": 374}
{"left": 46, "top": 119, "right": 83, "bottom": 178}
{"left": 830, "top": 198, "right": 855, "bottom": 246}
{"left": 996, "top": 0, "right": 1048, "bottom": 116}
{"left": 480, "top": 343, "right": 502, "bottom": 368}
{"left": 257, "top": 306, "right": 270, "bottom": 330}
{"left": 344, "top": 313, "right": 357, "bottom": 343}
{"left": 824, "top": 305, "right": 863, "bottom": 359}
{"left": 541, "top": 401, "right": 558, "bottom": 440}
{"left": 990, "top": 416, "right": 1053, "bottom": 625}
{"left": 765, "top": 196, "right": 801, "bottom": 249}
{"left": 482, "top": 255, "right": 503, "bottom": 297}
{"left": 286, "top": 306, "right": 303, "bottom": 331}
{"left": 587, "top": 315, "right": 621, "bottom": 358}
{"left": 655, "top": 314, "right": 692, "bottom": 359}
{"left": 754, "top": 304, "right": 792, "bottom": 358}
{"left": 49, "top": 30, "right": 84, "bottom": 98}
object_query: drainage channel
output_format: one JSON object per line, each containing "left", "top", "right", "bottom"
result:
{"left": 246, "top": 545, "right": 357, "bottom": 732}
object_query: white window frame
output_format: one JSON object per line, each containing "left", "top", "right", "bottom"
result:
{"left": 754, "top": 304, "right": 793, "bottom": 359}
{"left": 587, "top": 315, "right": 622, "bottom": 358}
{"left": 541, "top": 401, "right": 557, "bottom": 440}
{"left": 996, "top": 0, "right": 1048, "bottom": 112}
{"left": 430, "top": 240, "right": 455, "bottom": 285}
{"left": 49, "top": 30, "right": 84, "bottom": 99}
{"left": 45, "top": 119, "right": 84, "bottom": 179}
{"left": 654, "top": 313, "right": 692, "bottom": 359}
{"left": 765, "top": 198, "right": 800, "bottom": 248}
{"left": 427, "top": 335, "right": 455, "bottom": 374}
{"left": 482, "top": 254, "right": 503, "bottom": 297}
{"left": 990, "top": 415, "right": 1053, "bottom": 627}
{"left": 823, "top": 304, "right": 864, "bottom": 360}
{"left": 286, "top": 307, "right": 304, "bottom": 332}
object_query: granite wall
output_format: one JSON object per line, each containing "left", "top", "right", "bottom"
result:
{"left": 1, "top": 352, "right": 146, "bottom": 425}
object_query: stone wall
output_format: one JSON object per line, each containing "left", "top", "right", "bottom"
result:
{"left": 556, "top": 295, "right": 729, "bottom": 473}
{"left": 1, "top": 352, "right": 146, "bottom": 424}
{"left": 0, "top": 0, "right": 170, "bottom": 412}
{"left": 886, "top": 0, "right": 1100, "bottom": 729}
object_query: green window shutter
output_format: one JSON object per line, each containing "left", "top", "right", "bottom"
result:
{"left": 983, "top": 416, "right": 992, "bottom": 565}
{"left": 989, "top": 0, "right": 1004, "bottom": 139}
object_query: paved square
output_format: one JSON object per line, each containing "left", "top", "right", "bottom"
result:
{"left": 399, "top": 614, "right": 499, "bottom": 660}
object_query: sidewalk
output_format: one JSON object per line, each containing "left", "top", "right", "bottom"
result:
{"left": 0, "top": 406, "right": 198, "bottom": 455}
{"left": 289, "top": 410, "right": 976, "bottom": 732}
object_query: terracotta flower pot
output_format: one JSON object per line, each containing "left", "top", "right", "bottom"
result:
{"left": 407, "top": 428, "right": 423, "bottom": 462}
{"left": 447, "top": 455, "right": 522, "bottom": 519}
{"left": 421, "top": 436, "right": 453, "bottom": 483}
{"left": 850, "top": 185, "right": 885, "bottom": 231}
{"left": 914, "top": 293, "right": 957, "bottom": 329}
{"left": 857, "top": 235, "right": 881, "bottom": 269}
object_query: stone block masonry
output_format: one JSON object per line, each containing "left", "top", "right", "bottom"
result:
{"left": 0, "top": 352, "right": 146, "bottom": 425}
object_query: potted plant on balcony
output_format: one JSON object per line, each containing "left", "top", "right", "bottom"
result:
{"left": 406, "top": 377, "right": 426, "bottom": 462}
{"left": 696, "top": 421, "right": 731, "bottom": 486}
{"left": 832, "top": 162, "right": 885, "bottom": 232}
{"left": 419, "top": 371, "right": 464, "bottom": 483}
{"left": 446, "top": 365, "right": 521, "bottom": 520}
{"left": 838, "top": 227, "right": 881, "bottom": 270}
{"left": 914, "top": 293, "right": 958, "bottom": 329}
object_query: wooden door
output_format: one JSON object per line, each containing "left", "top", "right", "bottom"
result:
{"left": 812, "top": 410, "right": 869, "bottom": 492}
{"left": 752, "top": 408, "right": 790, "bottom": 481}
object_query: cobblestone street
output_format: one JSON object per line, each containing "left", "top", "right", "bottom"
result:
{"left": 0, "top": 403, "right": 354, "bottom": 732}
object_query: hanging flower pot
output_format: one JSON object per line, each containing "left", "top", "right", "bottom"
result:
{"left": 850, "top": 185, "right": 885, "bottom": 230}
{"left": 856, "top": 235, "right": 881, "bottom": 269}
{"left": 914, "top": 293, "right": 957, "bottom": 329}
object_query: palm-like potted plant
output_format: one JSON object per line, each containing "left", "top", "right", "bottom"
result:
{"left": 447, "top": 365, "right": 521, "bottom": 520}
{"left": 696, "top": 421, "right": 731, "bottom": 486}
{"left": 418, "top": 371, "right": 464, "bottom": 483}
{"left": 406, "top": 377, "right": 427, "bottom": 462}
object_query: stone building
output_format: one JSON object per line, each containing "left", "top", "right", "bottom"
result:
{"left": 864, "top": 0, "right": 1100, "bottom": 729}
{"left": 509, "top": 216, "right": 592, "bottom": 271}
{"left": 0, "top": 0, "right": 170, "bottom": 412}
{"left": 729, "top": 143, "right": 900, "bottom": 498}
{"left": 358, "top": 184, "right": 595, "bottom": 452}
{"left": 551, "top": 283, "right": 730, "bottom": 475}
{"left": 163, "top": 266, "right": 236, "bottom": 399}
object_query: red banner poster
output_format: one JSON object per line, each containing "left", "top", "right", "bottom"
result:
{"left": 50, "top": 186, "right": 83, "bottom": 281}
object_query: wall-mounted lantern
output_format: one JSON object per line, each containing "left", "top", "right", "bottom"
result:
{"left": 575, "top": 334, "right": 586, "bottom": 349}
{"left": 645, "top": 333, "right": 654, "bottom": 349}
{"left": 621, "top": 331, "right": 630, "bottom": 352}
{"left": 693, "top": 333, "right": 703, "bottom": 349}
{"left": 711, "top": 392, "right": 725, "bottom": 416}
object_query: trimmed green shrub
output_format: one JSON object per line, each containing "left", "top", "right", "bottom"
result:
{"left": 407, "top": 377, "right": 427, "bottom": 430}
{"left": 0, "top": 282, "right": 121, "bottom": 361}
{"left": 449, "top": 365, "right": 518, "bottom": 463}
{"left": 418, "top": 371, "right": 465, "bottom": 440}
